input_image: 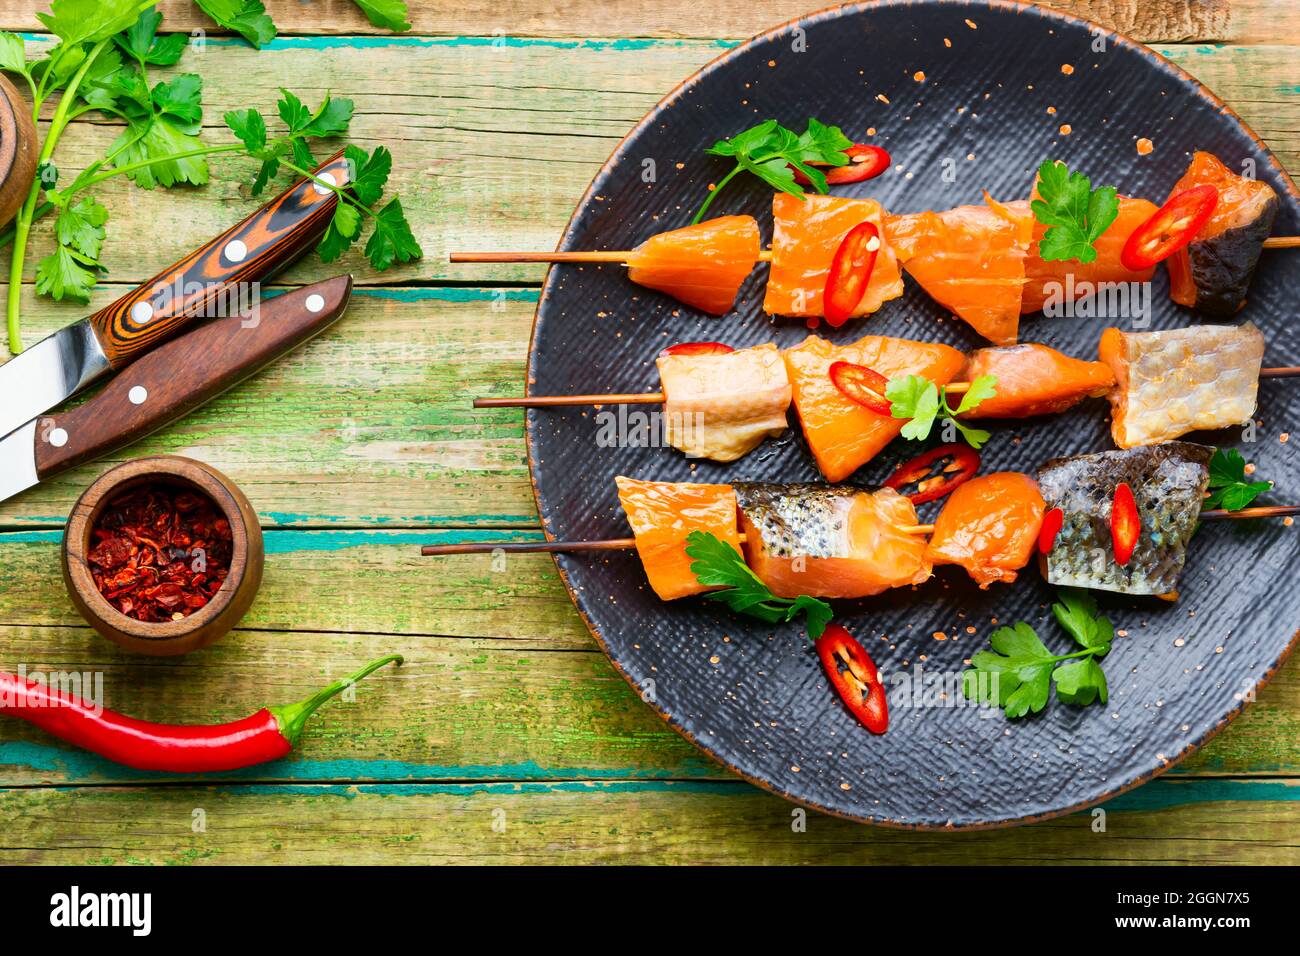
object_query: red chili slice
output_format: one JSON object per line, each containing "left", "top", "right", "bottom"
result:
{"left": 823, "top": 221, "right": 880, "bottom": 327}
{"left": 815, "top": 623, "right": 888, "bottom": 734}
{"left": 659, "top": 341, "right": 734, "bottom": 358}
{"left": 791, "top": 144, "right": 892, "bottom": 186}
{"left": 1038, "top": 507, "right": 1064, "bottom": 555}
{"left": 1111, "top": 482, "right": 1140, "bottom": 566}
{"left": 884, "top": 443, "right": 981, "bottom": 505}
{"left": 1120, "top": 184, "right": 1219, "bottom": 271}
{"left": 828, "top": 360, "right": 891, "bottom": 415}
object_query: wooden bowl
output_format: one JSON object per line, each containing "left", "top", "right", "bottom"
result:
{"left": 62, "top": 456, "right": 265, "bottom": 656}
{"left": 0, "top": 72, "right": 36, "bottom": 228}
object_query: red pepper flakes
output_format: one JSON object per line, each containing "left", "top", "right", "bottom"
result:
{"left": 88, "top": 484, "right": 233, "bottom": 623}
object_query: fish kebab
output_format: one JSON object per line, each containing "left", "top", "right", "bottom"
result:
{"left": 476, "top": 323, "right": 1289, "bottom": 480}
{"left": 451, "top": 151, "right": 1293, "bottom": 340}
{"left": 422, "top": 443, "right": 1293, "bottom": 603}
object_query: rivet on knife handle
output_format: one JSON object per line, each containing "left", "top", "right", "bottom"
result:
{"left": 34, "top": 276, "right": 354, "bottom": 481}
{"left": 86, "top": 151, "right": 352, "bottom": 370}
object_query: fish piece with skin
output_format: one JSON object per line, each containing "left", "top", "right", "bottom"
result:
{"left": 886, "top": 194, "right": 1033, "bottom": 345}
{"left": 1037, "top": 442, "right": 1212, "bottom": 596}
{"left": 1098, "top": 322, "right": 1264, "bottom": 448}
{"left": 1021, "top": 194, "right": 1158, "bottom": 314}
{"left": 734, "top": 483, "right": 931, "bottom": 599}
{"left": 626, "top": 215, "right": 761, "bottom": 315}
{"left": 923, "top": 472, "right": 1045, "bottom": 588}
{"left": 1165, "top": 152, "right": 1278, "bottom": 316}
{"left": 615, "top": 477, "right": 741, "bottom": 601}
{"left": 764, "top": 193, "right": 904, "bottom": 319}
{"left": 960, "top": 343, "right": 1114, "bottom": 419}
{"left": 656, "top": 343, "right": 792, "bottom": 462}
{"left": 783, "top": 333, "right": 965, "bottom": 482}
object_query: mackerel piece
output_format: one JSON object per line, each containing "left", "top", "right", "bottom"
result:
{"left": 1037, "top": 442, "right": 1213, "bottom": 595}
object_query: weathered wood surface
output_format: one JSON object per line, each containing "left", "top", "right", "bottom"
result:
{"left": 0, "top": 1, "right": 1296, "bottom": 863}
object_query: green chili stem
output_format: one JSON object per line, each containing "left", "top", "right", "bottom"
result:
{"left": 267, "top": 654, "right": 404, "bottom": 749}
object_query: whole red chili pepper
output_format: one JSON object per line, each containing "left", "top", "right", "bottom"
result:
{"left": 0, "top": 655, "right": 402, "bottom": 772}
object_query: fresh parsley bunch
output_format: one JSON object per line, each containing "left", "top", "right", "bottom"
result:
{"left": 1030, "top": 159, "right": 1120, "bottom": 264}
{"left": 886, "top": 374, "right": 998, "bottom": 449}
{"left": 693, "top": 118, "right": 854, "bottom": 224}
{"left": 963, "top": 589, "right": 1113, "bottom": 718}
{"left": 1205, "top": 448, "right": 1271, "bottom": 512}
{"left": 684, "top": 530, "right": 833, "bottom": 639}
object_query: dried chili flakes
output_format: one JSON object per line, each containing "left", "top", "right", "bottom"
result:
{"left": 88, "top": 484, "right": 233, "bottom": 623}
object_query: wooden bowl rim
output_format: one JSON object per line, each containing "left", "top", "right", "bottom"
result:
{"left": 0, "top": 73, "right": 24, "bottom": 190}
{"left": 63, "top": 456, "right": 260, "bottom": 641}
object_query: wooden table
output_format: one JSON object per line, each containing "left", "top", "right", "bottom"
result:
{"left": 0, "top": 0, "right": 1296, "bottom": 864}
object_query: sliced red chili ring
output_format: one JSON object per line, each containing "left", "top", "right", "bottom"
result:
{"left": 659, "top": 341, "right": 734, "bottom": 358}
{"left": 1119, "top": 184, "right": 1219, "bottom": 271}
{"left": 1111, "top": 482, "right": 1140, "bottom": 566}
{"left": 823, "top": 221, "right": 880, "bottom": 327}
{"left": 815, "top": 623, "right": 888, "bottom": 734}
{"left": 791, "top": 144, "right": 892, "bottom": 186}
{"left": 1038, "top": 507, "right": 1064, "bottom": 555}
{"left": 883, "top": 443, "right": 981, "bottom": 505}
{"left": 828, "top": 360, "right": 891, "bottom": 415}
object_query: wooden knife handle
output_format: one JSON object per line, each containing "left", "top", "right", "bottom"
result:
{"left": 35, "top": 275, "right": 354, "bottom": 479}
{"left": 88, "top": 151, "right": 352, "bottom": 369}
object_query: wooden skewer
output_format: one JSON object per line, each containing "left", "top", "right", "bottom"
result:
{"left": 474, "top": 369, "right": 1300, "bottom": 410}
{"left": 455, "top": 242, "right": 1300, "bottom": 264}
{"left": 421, "top": 505, "right": 1298, "bottom": 557}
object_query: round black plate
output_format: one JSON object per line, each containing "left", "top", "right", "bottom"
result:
{"left": 525, "top": 0, "right": 1300, "bottom": 827}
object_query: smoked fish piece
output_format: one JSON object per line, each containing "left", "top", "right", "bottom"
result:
{"left": 626, "top": 215, "right": 761, "bottom": 315}
{"left": 960, "top": 343, "right": 1115, "bottom": 419}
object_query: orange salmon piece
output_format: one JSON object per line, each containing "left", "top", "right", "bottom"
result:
{"left": 763, "top": 193, "right": 904, "bottom": 319}
{"left": 960, "top": 343, "right": 1114, "bottom": 418}
{"left": 1021, "top": 195, "right": 1157, "bottom": 314}
{"left": 924, "top": 472, "right": 1045, "bottom": 588}
{"left": 614, "top": 477, "right": 741, "bottom": 601}
{"left": 783, "top": 333, "right": 965, "bottom": 482}
{"left": 626, "top": 215, "right": 760, "bottom": 315}
{"left": 886, "top": 194, "right": 1032, "bottom": 345}
{"left": 735, "top": 483, "right": 931, "bottom": 599}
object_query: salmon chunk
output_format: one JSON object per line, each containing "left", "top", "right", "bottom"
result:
{"left": 734, "top": 483, "right": 931, "bottom": 599}
{"left": 626, "top": 215, "right": 761, "bottom": 315}
{"left": 783, "top": 334, "right": 965, "bottom": 482}
{"left": 886, "top": 194, "right": 1033, "bottom": 345}
{"left": 656, "top": 343, "right": 791, "bottom": 462}
{"left": 960, "top": 343, "right": 1114, "bottom": 418}
{"left": 924, "top": 472, "right": 1045, "bottom": 588}
{"left": 764, "top": 193, "right": 904, "bottom": 319}
{"left": 614, "top": 477, "right": 741, "bottom": 601}
{"left": 1098, "top": 322, "right": 1265, "bottom": 448}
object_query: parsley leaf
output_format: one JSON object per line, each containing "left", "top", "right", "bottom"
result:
{"left": 1204, "top": 448, "right": 1271, "bottom": 512}
{"left": 887, "top": 373, "right": 997, "bottom": 449}
{"left": 353, "top": 0, "right": 412, "bottom": 32}
{"left": 693, "top": 117, "right": 855, "bottom": 223}
{"left": 963, "top": 590, "right": 1114, "bottom": 718}
{"left": 194, "top": 0, "right": 277, "bottom": 48}
{"left": 0, "top": 32, "right": 28, "bottom": 74}
{"left": 37, "top": 0, "right": 142, "bottom": 48}
{"left": 54, "top": 194, "right": 108, "bottom": 260}
{"left": 36, "top": 194, "right": 108, "bottom": 303}
{"left": 363, "top": 196, "right": 423, "bottom": 271}
{"left": 318, "top": 203, "right": 361, "bottom": 263}
{"left": 1031, "top": 159, "right": 1120, "bottom": 264}
{"left": 684, "top": 530, "right": 833, "bottom": 640}
{"left": 115, "top": 9, "right": 186, "bottom": 66}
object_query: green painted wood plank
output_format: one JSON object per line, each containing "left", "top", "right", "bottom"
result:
{"left": 0, "top": 777, "right": 1296, "bottom": 864}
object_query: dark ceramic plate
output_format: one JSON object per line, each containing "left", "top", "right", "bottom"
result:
{"left": 525, "top": 0, "right": 1300, "bottom": 827}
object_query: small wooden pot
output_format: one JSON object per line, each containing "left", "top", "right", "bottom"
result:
{"left": 62, "top": 457, "right": 265, "bottom": 656}
{"left": 0, "top": 72, "right": 37, "bottom": 228}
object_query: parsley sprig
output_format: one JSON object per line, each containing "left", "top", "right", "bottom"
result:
{"left": 962, "top": 589, "right": 1113, "bottom": 718}
{"left": 693, "top": 118, "right": 854, "bottom": 224}
{"left": 684, "top": 530, "right": 833, "bottom": 640}
{"left": 193, "top": 0, "right": 410, "bottom": 47}
{"left": 885, "top": 374, "right": 998, "bottom": 449}
{"left": 1205, "top": 448, "right": 1271, "bottom": 511}
{"left": 1030, "top": 159, "right": 1120, "bottom": 264}
{"left": 0, "top": 3, "right": 422, "bottom": 354}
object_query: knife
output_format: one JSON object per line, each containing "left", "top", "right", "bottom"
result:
{"left": 0, "top": 150, "right": 352, "bottom": 440}
{"left": 0, "top": 275, "right": 354, "bottom": 505}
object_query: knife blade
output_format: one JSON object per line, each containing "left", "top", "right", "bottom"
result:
{"left": 0, "top": 151, "right": 352, "bottom": 440}
{"left": 0, "top": 275, "right": 354, "bottom": 505}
